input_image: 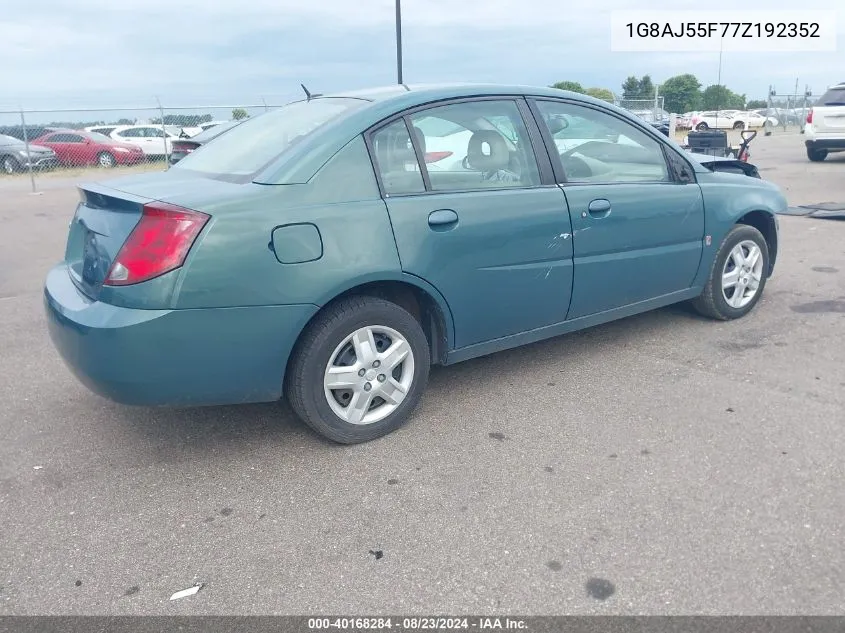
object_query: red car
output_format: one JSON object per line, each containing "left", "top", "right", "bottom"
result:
{"left": 30, "top": 129, "right": 145, "bottom": 168}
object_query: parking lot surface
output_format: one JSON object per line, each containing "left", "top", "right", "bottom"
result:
{"left": 1, "top": 132, "right": 844, "bottom": 615}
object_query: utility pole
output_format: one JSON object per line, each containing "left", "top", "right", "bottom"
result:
{"left": 395, "top": 0, "right": 403, "bottom": 85}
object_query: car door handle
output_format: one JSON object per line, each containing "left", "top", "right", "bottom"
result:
{"left": 587, "top": 199, "right": 612, "bottom": 217}
{"left": 428, "top": 209, "right": 459, "bottom": 227}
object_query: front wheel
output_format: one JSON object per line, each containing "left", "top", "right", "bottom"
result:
{"left": 285, "top": 296, "right": 431, "bottom": 444}
{"left": 732, "top": 121, "right": 745, "bottom": 130}
{"left": 696, "top": 122, "right": 709, "bottom": 131}
{"left": 97, "top": 152, "right": 116, "bottom": 168}
{"left": 1, "top": 155, "right": 19, "bottom": 175}
{"left": 691, "top": 224, "right": 769, "bottom": 320}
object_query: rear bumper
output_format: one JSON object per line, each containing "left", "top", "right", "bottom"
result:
{"left": 44, "top": 264, "right": 318, "bottom": 407}
{"left": 23, "top": 156, "right": 59, "bottom": 170}
{"left": 806, "top": 139, "right": 845, "bottom": 151}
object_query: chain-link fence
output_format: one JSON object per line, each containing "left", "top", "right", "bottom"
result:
{"left": 615, "top": 97, "right": 668, "bottom": 123}
{"left": 0, "top": 100, "right": 295, "bottom": 192}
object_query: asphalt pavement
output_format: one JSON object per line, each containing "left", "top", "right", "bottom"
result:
{"left": 1, "top": 132, "right": 844, "bottom": 615}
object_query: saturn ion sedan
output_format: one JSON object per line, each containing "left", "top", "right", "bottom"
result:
{"left": 44, "top": 83, "right": 786, "bottom": 444}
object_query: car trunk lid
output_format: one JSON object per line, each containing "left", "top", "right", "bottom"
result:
{"left": 65, "top": 172, "right": 222, "bottom": 301}
{"left": 66, "top": 184, "right": 150, "bottom": 300}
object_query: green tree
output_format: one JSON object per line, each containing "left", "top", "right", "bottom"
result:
{"left": 585, "top": 87, "right": 615, "bottom": 102}
{"left": 622, "top": 75, "right": 655, "bottom": 100}
{"left": 660, "top": 74, "right": 702, "bottom": 113}
{"left": 232, "top": 108, "right": 249, "bottom": 120}
{"left": 621, "top": 76, "right": 641, "bottom": 99}
{"left": 701, "top": 85, "right": 745, "bottom": 110}
{"left": 745, "top": 99, "right": 768, "bottom": 109}
{"left": 639, "top": 75, "right": 655, "bottom": 99}
{"left": 551, "top": 81, "right": 585, "bottom": 93}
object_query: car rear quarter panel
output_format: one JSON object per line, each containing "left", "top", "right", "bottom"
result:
{"left": 692, "top": 171, "right": 785, "bottom": 286}
{"left": 171, "top": 136, "right": 404, "bottom": 310}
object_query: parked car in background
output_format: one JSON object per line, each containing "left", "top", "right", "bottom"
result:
{"left": 44, "top": 83, "right": 786, "bottom": 445}
{"left": 805, "top": 81, "right": 845, "bottom": 161}
{"left": 108, "top": 125, "right": 183, "bottom": 158}
{"left": 676, "top": 114, "right": 693, "bottom": 128}
{"left": 31, "top": 129, "right": 145, "bottom": 167}
{"left": 198, "top": 120, "right": 229, "bottom": 132}
{"left": 85, "top": 125, "right": 119, "bottom": 137}
{"left": 169, "top": 119, "right": 244, "bottom": 164}
{"left": 0, "top": 126, "right": 61, "bottom": 142}
{"left": 750, "top": 110, "right": 779, "bottom": 126}
{"left": 691, "top": 110, "right": 766, "bottom": 130}
{"left": 0, "top": 134, "right": 58, "bottom": 174}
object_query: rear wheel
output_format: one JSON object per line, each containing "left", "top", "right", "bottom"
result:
{"left": 97, "top": 152, "right": 116, "bottom": 168}
{"left": 807, "top": 147, "right": 828, "bottom": 162}
{"left": 732, "top": 121, "right": 745, "bottom": 130}
{"left": 285, "top": 296, "right": 430, "bottom": 444}
{"left": 691, "top": 224, "right": 769, "bottom": 320}
{"left": 1, "top": 155, "right": 19, "bottom": 174}
{"left": 696, "top": 122, "right": 709, "bottom": 131}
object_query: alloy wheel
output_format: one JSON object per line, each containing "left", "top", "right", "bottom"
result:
{"left": 323, "top": 325, "right": 415, "bottom": 425}
{"left": 721, "top": 239, "right": 764, "bottom": 309}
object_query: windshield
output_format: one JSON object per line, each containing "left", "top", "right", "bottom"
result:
{"left": 0, "top": 134, "right": 21, "bottom": 145}
{"left": 818, "top": 87, "right": 845, "bottom": 106}
{"left": 173, "top": 98, "right": 367, "bottom": 177}
{"left": 88, "top": 132, "right": 114, "bottom": 143}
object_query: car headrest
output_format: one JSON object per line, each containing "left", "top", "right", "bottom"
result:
{"left": 378, "top": 127, "right": 417, "bottom": 171}
{"left": 467, "top": 130, "right": 509, "bottom": 172}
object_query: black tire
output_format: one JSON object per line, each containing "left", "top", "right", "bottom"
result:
{"left": 732, "top": 121, "right": 745, "bottom": 130}
{"left": 696, "top": 122, "right": 709, "bottom": 131}
{"left": 807, "top": 147, "right": 827, "bottom": 162}
{"left": 1, "top": 155, "right": 19, "bottom": 175}
{"left": 97, "top": 152, "right": 116, "bottom": 168}
{"left": 285, "top": 296, "right": 431, "bottom": 444}
{"left": 691, "top": 224, "right": 770, "bottom": 321}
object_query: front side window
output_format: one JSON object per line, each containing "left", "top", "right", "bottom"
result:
{"left": 65, "top": 134, "right": 84, "bottom": 143}
{"left": 535, "top": 100, "right": 670, "bottom": 184}
{"left": 173, "top": 97, "right": 366, "bottom": 177}
{"left": 406, "top": 100, "right": 541, "bottom": 192}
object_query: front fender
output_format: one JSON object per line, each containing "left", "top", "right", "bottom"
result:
{"left": 694, "top": 172, "right": 786, "bottom": 286}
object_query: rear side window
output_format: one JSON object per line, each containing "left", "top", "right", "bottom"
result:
{"left": 173, "top": 97, "right": 366, "bottom": 178}
{"left": 371, "top": 120, "right": 426, "bottom": 196}
{"left": 818, "top": 87, "right": 845, "bottom": 106}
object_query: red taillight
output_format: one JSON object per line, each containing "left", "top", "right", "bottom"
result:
{"left": 425, "top": 151, "right": 453, "bottom": 163}
{"left": 104, "top": 202, "right": 209, "bottom": 286}
{"left": 807, "top": 109, "right": 813, "bottom": 124}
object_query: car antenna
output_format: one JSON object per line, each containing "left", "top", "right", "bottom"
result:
{"left": 300, "top": 83, "right": 323, "bottom": 101}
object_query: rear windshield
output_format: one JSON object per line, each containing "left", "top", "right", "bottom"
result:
{"left": 818, "top": 87, "right": 845, "bottom": 106}
{"left": 172, "top": 98, "right": 367, "bottom": 177}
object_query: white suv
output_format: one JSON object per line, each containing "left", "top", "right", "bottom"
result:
{"left": 805, "top": 82, "right": 845, "bottom": 162}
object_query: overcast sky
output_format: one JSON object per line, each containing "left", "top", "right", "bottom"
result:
{"left": 1, "top": 0, "right": 842, "bottom": 112}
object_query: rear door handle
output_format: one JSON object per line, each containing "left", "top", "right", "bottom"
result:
{"left": 428, "top": 209, "right": 459, "bottom": 227}
{"left": 587, "top": 198, "right": 611, "bottom": 217}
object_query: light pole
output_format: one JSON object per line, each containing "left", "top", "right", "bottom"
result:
{"left": 395, "top": 0, "right": 403, "bottom": 84}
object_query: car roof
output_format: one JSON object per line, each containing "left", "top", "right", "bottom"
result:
{"left": 256, "top": 82, "right": 663, "bottom": 184}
